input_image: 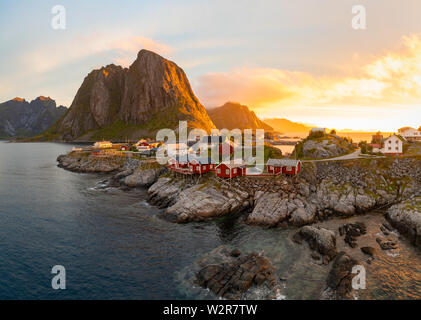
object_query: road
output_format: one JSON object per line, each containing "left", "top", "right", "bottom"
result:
{"left": 302, "top": 149, "right": 384, "bottom": 162}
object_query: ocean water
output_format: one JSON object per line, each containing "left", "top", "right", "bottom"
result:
{"left": 0, "top": 141, "right": 420, "bottom": 300}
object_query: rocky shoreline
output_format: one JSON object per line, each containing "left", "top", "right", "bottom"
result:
{"left": 57, "top": 152, "right": 421, "bottom": 299}
{"left": 57, "top": 153, "right": 421, "bottom": 246}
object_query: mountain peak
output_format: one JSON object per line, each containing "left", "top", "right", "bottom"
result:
{"left": 136, "top": 49, "right": 164, "bottom": 60}
{"left": 208, "top": 102, "right": 273, "bottom": 131}
{"left": 48, "top": 50, "right": 215, "bottom": 141}
{"left": 37, "top": 96, "right": 52, "bottom": 101}
{"left": 0, "top": 96, "right": 66, "bottom": 138}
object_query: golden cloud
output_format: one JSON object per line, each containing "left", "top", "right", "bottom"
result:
{"left": 196, "top": 33, "right": 421, "bottom": 110}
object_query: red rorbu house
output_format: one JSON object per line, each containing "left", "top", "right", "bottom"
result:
{"left": 188, "top": 158, "right": 216, "bottom": 174}
{"left": 167, "top": 157, "right": 193, "bottom": 174}
{"left": 266, "top": 159, "right": 301, "bottom": 175}
{"left": 167, "top": 157, "right": 178, "bottom": 169}
{"left": 216, "top": 162, "right": 247, "bottom": 178}
{"left": 120, "top": 145, "right": 130, "bottom": 151}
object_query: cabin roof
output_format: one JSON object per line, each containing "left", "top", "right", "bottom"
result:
{"left": 216, "top": 161, "right": 246, "bottom": 169}
{"left": 266, "top": 158, "right": 300, "bottom": 167}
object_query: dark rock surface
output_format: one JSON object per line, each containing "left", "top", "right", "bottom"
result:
{"left": 0, "top": 96, "right": 66, "bottom": 138}
{"left": 361, "top": 246, "right": 376, "bottom": 256}
{"left": 295, "top": 225, "right": 337, "bottom": 260}
{"left": 323, "top": 252, "right": 359, "bottom": 300}
{"left": 339, "top": 222, "right": 367, "bottom": 248}
{"left": 195, "top": 248, "right": 280, "bottom": 300}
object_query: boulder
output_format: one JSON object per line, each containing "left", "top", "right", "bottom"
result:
{"left": 376, "top": 237, "right": 398, "bottom": 250}
{"left": 361, "top": 247, "right": 376, "bottom": 256}
{"left": 196, "top": 251, "right": 278, "bottom": 299}
{"left": 124, "top": 167, "right": 164, "bottom": 187}
{"left": 296, "top": 225, "right": 337, "bottom": 259}
{"left": 166, "top": 184, "right": 248, "bottom": 222}
{"left": 387, "top": 197, "right": 421, "bottom": 248}
{"left": 323, "top": 252, "right": 359, "bottom": 300}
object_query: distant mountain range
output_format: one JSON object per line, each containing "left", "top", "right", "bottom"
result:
{"left": 19, "top": 49, "right": 316, "bottom": 142}
{"left": 0, "top": 97, "right": 66, "bottom": 138}
{"left": 263, "top": 118, "right": 312, "bottom": 133}
{"left": 37, "top": 50, "right": 215, "bottom": 141}
{"left": 207, "top": 102, "right": 273, "bottom": 131}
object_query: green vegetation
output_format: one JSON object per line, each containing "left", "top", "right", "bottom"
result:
{"left": 292, "top": 131, "right": 355, "bottom": 159}
{"left": 359, "top": 141, "right": 373, "bottom": 154}
{"left": 264, "top": 145, "right": 283, "bottom": 162}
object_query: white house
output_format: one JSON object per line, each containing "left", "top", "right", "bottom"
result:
{"left": 311, "top": 128, "right": 326, "bottom": 134}
{"left": 165, "top": 143, "right": 188, "bottom": 157}
{"left": 381, "top": 135, "right": 403, "bottom": 155}
{"left": 398, "top": 127, "right": 421, "bottom": 142}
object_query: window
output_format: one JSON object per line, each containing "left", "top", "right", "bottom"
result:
{"left": 226, "top": 169, "right": 230, "bottom": 175}
{"left": 389, "top": 141, "right": 392, "bottom": 144}
{"left": 233, "top": 169, "right": 237, "bottom": 174}
{"left": 217, "top": 169, "right": 221, "bottom": 174}
{"left": 396, "top": 147, "right": 399, "bottom": 151}
{"left": 388, "top": 147, "right": 391, "bottom": 150}
{"left": 268, "top": 166, "right": 272, "bottom": 170}
{"left": 202, "top": 166, "right": 206, "bottom": 170}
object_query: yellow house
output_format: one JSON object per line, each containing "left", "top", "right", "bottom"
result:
{"left": 93, "top": 141, "right": 113, "bottom": 149}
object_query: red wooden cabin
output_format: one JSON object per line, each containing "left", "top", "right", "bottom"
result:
{"left": 216, "top": 162, "right": 247, "bottom": 178}
{"left": 266, "top": 159, "right": 301, "bottom": 175}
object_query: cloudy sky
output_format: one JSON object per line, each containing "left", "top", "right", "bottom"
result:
{"left": 1, "top": 0, "right": 421, "bottom": 131}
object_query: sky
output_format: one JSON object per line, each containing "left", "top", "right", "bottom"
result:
{"left": 1, "top": 0, "right": 421, "bottom": 131}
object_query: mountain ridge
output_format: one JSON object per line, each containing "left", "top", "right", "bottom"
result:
{"left": 263, "top": 118, "right": 312, "bottom": 133}
{"left": 207, "top": 102, "right": 273, "bottom": 131}
{"left": 0, "top": 97, "right": 66, "bottom": 138}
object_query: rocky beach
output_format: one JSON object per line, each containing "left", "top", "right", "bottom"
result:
{"left": 56, "top": 151, "right": 421, "bottom": 299}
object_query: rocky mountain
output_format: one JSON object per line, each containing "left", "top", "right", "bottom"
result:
{"left": 0, "top": 96, "right": 66, "bottom": 138}
{"left": 264, "top": 118, "right": 311, "bottom": 133}
{"left": 294, "top": 133, "right": 355, "bottom": 159}
{"left": 207, "top": 102, "right": 273, "bottom": 131}
{"left": 42, "top": 50, "right": 215, "bottom": 141}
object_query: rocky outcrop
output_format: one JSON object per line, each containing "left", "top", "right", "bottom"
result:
{"left": 295, "top": 226, "right": 337, "bottom": 261}
{"left": 0, "top": 96, "right": 66, "bottom": 138}
{"left": 295, "top": 134, "right": 355, "bottom": 159}
{"left": 376, "top": 237, "right": 398, "bottom": 250}
{"left": 322, "top": 252, "right": 359, "bottom": 300}
{"left": 148, "top": 177, "right": 250, "bottom": 222}
{"left": 195, "top": 247, "right": 280, "bottom": 300}
{"left": 246, "top": 158, "right": 421, "bottom": 227}
{"left": 387, "top": 197, "right": 421, "bottom": 248}
{"left": 208, "top": 102, "right": 273, "bottom": 131}
{"left": 123, "top": 166, "right": 166, "bottom": 187}
{"left": 339, "top": 222, "right": 367, "bottom": 248}
{"left": 44, "top": 50, "right": 215, "bottom": 141}
{"left": 56, "top": 153, "right": 125, "bottom": 173}
{"left": 247, "top": 192, "right": 316, "bottom": 226}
